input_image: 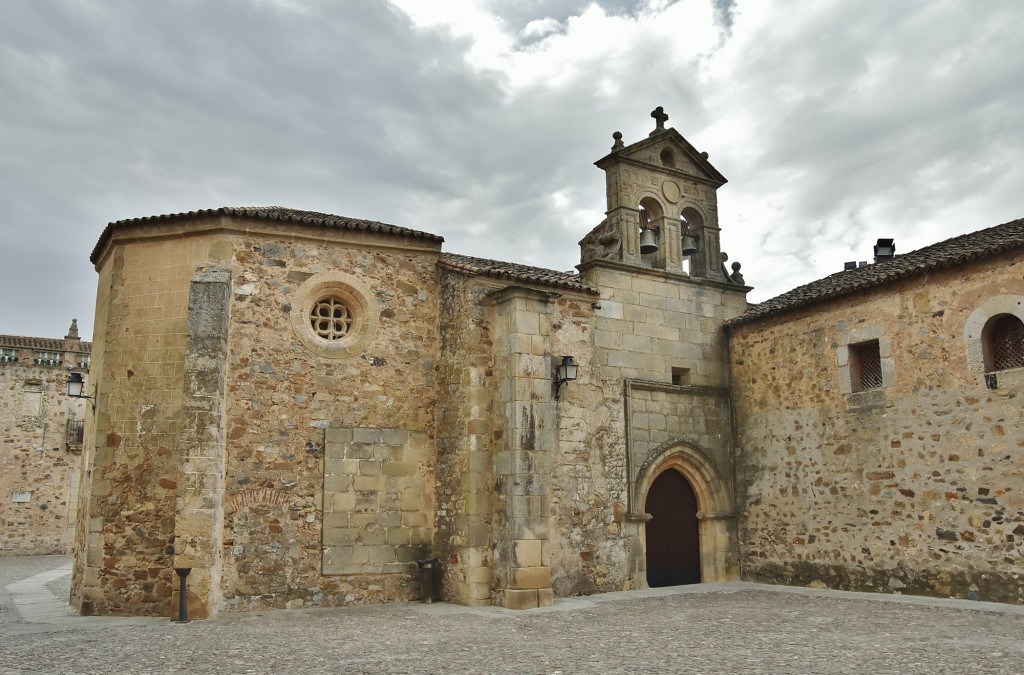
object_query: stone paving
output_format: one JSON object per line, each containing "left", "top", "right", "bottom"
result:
{"left": 2, "top": 556, "right": 1023, "bottom": 674}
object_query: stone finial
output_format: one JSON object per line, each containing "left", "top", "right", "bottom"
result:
{"left": 700, "top": 151, "right": 709, "bottom": 160}
{"left": 612, "top": 131, "right": 624, "bottom": 150}
{"left": 730, "top": 261, "right": 745, "bottom": 285}
{"left": 65, "top": 318, "right": 80, "bottom": 340}
{"left": 650, "top": 106, "right": 669, "bottom": 132}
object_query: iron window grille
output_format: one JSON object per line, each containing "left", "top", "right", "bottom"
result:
{"left": 66, "top": 419, "right": 85, "bottom": 448}
{"left": 988, "top": 314, "right": 1024, "bottom": 372}
{"left": 850, "top": 340, "right": 883, "bottom": 392}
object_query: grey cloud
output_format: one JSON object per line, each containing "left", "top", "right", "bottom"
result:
{"left": 712, "top": 0, "right": 735, "bottom": 33}
{"left": 2, "top": 0, "right": 1020, "bottom": 339}
{"left": 711, "top": 0, "right": 1024, "bottom": 298}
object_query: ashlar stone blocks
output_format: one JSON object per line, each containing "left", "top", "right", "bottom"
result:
{"left": 322, "top": 427, "right": 431, "bottom": 575}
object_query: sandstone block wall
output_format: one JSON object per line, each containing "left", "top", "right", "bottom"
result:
{"left": 487, "top": 286, "right": 559, "bottom": 609}
{"left": 730, "top": 252, "right": 1024, "bottom": 603}
{"left": 322, "top": 427, "right": 432, "bottom": 575}
{"left": 434, "top": 273, "right": 496, "bottom": 606}
{"left": 172, "top": 266, "right": 232, "bottom": 619}
{"left": 74, "top": 233, "right": 224, "bottom": 616}
{"left": 540, "top": 262, "right": 747, "bottom": 593}
{"left": 432, "top": 269, "right": 643, "bottom": 603}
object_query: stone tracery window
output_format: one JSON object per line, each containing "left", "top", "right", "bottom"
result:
{"left": 310, "top": 296, "right": 353, "bottom": 340}
{"left": 290, "top": 272, "right": 379, "bottom": 359}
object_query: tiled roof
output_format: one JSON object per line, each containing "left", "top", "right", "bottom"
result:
{"left": 91, "top": 206, "right": 444, "bottom": 263}
{"left": 0, "top": 335, "right": 91, "bottom": 352}
{"left": 439, "top": 252, "right": 598, "bottom": 294}
{"left": 729, "top": 217, "right": 1024, "bottom": 327}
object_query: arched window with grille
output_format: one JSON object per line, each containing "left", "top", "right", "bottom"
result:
{"left": 983, "top": 314, "right": 1024, "bottom": 372}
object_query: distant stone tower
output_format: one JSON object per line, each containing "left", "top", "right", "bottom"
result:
{"left": 581, "top": 106, "right": 732, "bottom": 282}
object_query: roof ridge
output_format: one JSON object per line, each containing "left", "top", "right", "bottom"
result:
{"left": 439, "top": 251, "right": 597, "bottom": 294}
{"left": 729, "top": 217, "right": 1024, "bottom": 327}
{"left": 91, "top": 206, "right": 443, "bottom": 263}
{"left": 0, "top": 334, "right": 92, "bottom": 350}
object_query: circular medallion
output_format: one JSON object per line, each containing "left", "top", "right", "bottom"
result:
{"left": 662, "top": 180, "right": 681, "bottom": 204}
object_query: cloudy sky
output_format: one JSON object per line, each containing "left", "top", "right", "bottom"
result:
{"left": 2, "top": 0, "right": 1022, "bottom": 340}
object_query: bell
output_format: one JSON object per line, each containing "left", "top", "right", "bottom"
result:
{"left": 681, "top": 233, "right": 698, "bottom": 256}
{"left": 639, "top": 228, "right": 659, "bottom": 254}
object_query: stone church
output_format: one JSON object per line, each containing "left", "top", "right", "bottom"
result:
{"left": 70, "top": 108, "right": 1024, "bottom": 618}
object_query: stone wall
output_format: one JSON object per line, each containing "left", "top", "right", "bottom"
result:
{"left": 73, "top": 214, "right": 447, "bottom": 616}
{"left": 544, "top": 291, "right": 636, "bottom": 596}
{"left": 730, "top": 251, "right": 1024, "bottom": 603}
{"left": 434, "top": 273, "right": 496, "bottom": 606}
{"left": 219, "top": 233, "right": 441, "bottom": 612}
{"left": 73, "top": 233, "right": 225, "bottom": 616}
{"left": 1, "top": 346, "right": 88, "bottom": 555}
{"left": 544, "top": 261, "right": 747, "bottom": 594}
{"left": 172, "top": 266, "right": 232, "bottom": 619}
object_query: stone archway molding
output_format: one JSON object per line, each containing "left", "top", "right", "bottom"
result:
{"left": 633, "top": 438, "right": 738, "bottom": 584}
{"left": 632, "top": 437, "right": 732, "bottom": 517}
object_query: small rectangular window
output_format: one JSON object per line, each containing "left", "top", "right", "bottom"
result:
{"left": 0, "top": 347, "right": 15, "bottom": 363}
{"left": 850, "top": 340, "right": 883, "bottom": 392}
{"left": 671, "top": 367, "right": 690, "bottom": 386}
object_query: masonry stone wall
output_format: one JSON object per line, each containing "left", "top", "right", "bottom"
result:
{"left": 75, "top": 217, "right": 445, "bottom": 617}
{"left": 1, "top": 350, "right": 88, "bottom": 555}
{"left": 544, "top": 291, "right": 636, "bottom": 596}
{"left": 172, "top": 266, "right": 232, "bottom": 619}
{"left": 73, "top": 232, "right": 226, "bottom": 616}
{"left": 502, "top": 261, "right": 748, "bottom": 597}
{"left": 220, "top": 232, "right": 441, "bottom": 612}
{"left": 730, "top": 251, "right": 1024, "bottom": 604}
{"left": 434, "top": 273, "right": 496, "bottom": 606}
{"left": 71, "top": 263, "right": 112, "bottom": 608}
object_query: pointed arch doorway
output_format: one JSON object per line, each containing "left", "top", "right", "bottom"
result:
{"left": 644, "top": 469, "right": 701, "bottom": 587}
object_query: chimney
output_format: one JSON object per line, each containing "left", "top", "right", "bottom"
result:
{"left": 873, "top": 238, "right": 895, "bottom": 263}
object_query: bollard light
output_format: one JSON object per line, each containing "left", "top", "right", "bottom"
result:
{"left": 173, "top": 568, "right": 192, "bottom": 623}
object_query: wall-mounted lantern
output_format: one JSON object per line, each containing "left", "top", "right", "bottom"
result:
{"left": 66, "top": 372, "right": 95, "bottom": 410}
{"left": 554, "top": 356, "right": 579, "bottom": 400}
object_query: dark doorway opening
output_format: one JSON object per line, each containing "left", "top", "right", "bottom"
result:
{"left": 645, "top": 469, "right": 700, "bottom": 587}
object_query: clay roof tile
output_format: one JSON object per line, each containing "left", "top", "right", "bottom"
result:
{"left": 439, "top": 252, "right": 598, "bottom": 294}
{"left": 729, "top": 217, "right": 1024, "bottom": 327}
{"left": 90, "top": 206, "right": 443, "bottom": 264}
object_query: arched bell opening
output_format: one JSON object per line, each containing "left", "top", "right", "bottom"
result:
{"left": 638, "top": 197, "right": 666, "bottom": 267}
{"left": 679, "top": 206, "right": 703, "bottom": 276}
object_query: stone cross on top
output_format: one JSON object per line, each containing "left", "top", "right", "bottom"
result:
{"left": 650, "top": 106, "right": 669, "bottom": 131}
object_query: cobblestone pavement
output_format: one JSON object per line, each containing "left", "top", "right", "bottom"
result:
{"left": 2, "top": 556, "right": 1023, "bottom": 674}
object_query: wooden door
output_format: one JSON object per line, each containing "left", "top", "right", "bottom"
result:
{"left": 645, "top": 469, "right": 701, "bottom": 587}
